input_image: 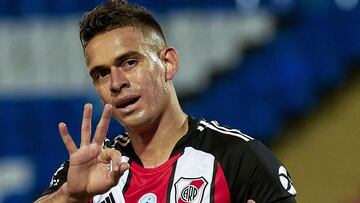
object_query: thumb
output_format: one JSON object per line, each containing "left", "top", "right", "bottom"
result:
{"left": 110, "top": 161, "right": 130, "bottom": 184}
{"left": 247, "top": 200, "right": 256, "bottom": 203}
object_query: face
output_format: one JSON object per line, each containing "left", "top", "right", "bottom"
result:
{"left": 85, "top": 27, "right": 174, "bottom": 129}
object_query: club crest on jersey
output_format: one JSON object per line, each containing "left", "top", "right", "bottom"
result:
{"left": 175, "top": 177, "right": 208, "bottom": 203}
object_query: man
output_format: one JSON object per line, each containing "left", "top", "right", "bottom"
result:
{"left": 35, "top": 0, "right": 297, "bottom": 202}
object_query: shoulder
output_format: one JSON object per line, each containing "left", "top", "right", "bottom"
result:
{"left": 194, "top": 119, "right": 282, "bottom": 165}
{"left": 192, "top": 118, "right": 297, "bottom": 202}
{"left": 197, "top": 119, "right": 254, "bottom": 143}
{"left": 191, "top": 118, "right": 276, "bottom": 176}
{"left": 193, "top": 118, "right": 255, "bottom": 156}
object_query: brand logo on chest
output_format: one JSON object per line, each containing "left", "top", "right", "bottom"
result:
{"left": 175, "top": 177, "right": 208, "bottom": 203}
{"left": 138, "top": 193, "right": 157, "bottom": 203}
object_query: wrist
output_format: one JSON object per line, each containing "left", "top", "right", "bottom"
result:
{"left": 60, "top": 183, "right": 90, "bottom": 203}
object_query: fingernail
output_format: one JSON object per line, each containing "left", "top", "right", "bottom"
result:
{"left": 58, "top": 122, "right": 66, "bottom": 127}
{"left": 85, "top": 103, "right": 92, "bottom": 109}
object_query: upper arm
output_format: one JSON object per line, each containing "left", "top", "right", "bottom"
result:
{"left": 222, "top": 139, "right": 297, "bottom": 202}
{"left": 37, "top": 161, "right": 69, "bottom": 198}
{"left": 244, "top": 140, "right": 297, "bottom": 202}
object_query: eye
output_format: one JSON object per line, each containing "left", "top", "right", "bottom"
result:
{"left": 94, "top": 69, "right": 110, "bottom": 80}
{"left": 122, "top": 59, "right": 138, "bottom": 70}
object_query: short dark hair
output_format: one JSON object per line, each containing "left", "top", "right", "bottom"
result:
{"left": 79, "top": 0, "right": 166, "bottom": 48}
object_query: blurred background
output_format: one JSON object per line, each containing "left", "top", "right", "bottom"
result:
{"left": 0, "top": 0, "right": 359, "bottom": 202}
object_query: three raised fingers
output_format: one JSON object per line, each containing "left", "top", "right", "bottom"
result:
{"left": 58, "top": 103, "right": 112, "bottom": 153}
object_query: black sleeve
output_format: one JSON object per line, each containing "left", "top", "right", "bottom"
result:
{"left": 39, "top": 161, "right": 69, "bottom": 197}
{"left": 273, "top": 196, "right": 297, "bottom": 203}
{"left": 241, "top": 140, "right": 297, "bottom": 203}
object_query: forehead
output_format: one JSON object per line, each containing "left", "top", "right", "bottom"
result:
{"left": 84, "top": 27, "right": 142, "bottom": 66}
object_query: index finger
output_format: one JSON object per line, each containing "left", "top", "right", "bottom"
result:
{"left": 93, "top": 104, "right": 113, "bottom": 145}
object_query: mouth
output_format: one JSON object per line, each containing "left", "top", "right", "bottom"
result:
{"left": 115, "top": 95, "right": 141, "bottom": 110}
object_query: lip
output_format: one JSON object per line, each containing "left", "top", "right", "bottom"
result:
{"left": 114, "top": 95, "right": 141, "bottom": 112}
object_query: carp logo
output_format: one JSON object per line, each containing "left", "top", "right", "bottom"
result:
{"left": 175, "top": 177, "right": 208, "bottom": 203}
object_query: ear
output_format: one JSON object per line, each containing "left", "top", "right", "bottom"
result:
{"left": 159, "top": 47, "right": 179, "bottom": 81}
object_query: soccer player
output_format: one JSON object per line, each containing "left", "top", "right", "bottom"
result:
{"left": 35, "top": 0, "right": 297, "bottom": 202}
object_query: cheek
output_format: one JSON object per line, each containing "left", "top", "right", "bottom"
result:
{"left": 95, "top": 84, "right": 111, "bottom": 102}
{"left": 137, "top": 72, "right": 166, "bottom": 110}
{"left": 148, "top": 71, "right": 166, "bottom": 97}
{"left": 137, "top": 63, "right": 165, "bottom": 91}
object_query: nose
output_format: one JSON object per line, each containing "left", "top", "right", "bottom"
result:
{"left": 110, "top": 66, "right": 130, "bottom": 94}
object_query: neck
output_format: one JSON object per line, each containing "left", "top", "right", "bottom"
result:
{"left": 125, "top": 94, "right": 188, "bottom": 168}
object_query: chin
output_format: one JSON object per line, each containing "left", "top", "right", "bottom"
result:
{"left": 115, "top": 111, "right": 148, "bottom": 129}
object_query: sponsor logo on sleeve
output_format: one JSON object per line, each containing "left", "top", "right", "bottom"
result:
{"left": 278, "top": 166, "right": 296, "bottom": 195}
{"left": 175, "top": 177, "right": 208, "bottom": 203}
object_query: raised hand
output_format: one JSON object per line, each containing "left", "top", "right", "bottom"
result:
{"left": 58, "top": 103, "right": 129, "bottom": 202}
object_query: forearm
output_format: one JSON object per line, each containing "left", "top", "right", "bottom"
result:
{"left": 34, "top": 183, "right": 89, "bottom": 203}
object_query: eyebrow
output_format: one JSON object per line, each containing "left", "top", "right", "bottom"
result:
{"left": 89, "top": 51, "right": 144, "bottom": 78}
{"left": 113, "top": 51, "right": 144, "bottom": 66}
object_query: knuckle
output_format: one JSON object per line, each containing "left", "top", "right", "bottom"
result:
{"left": 82, "top": 126, "right": 91, "bottom": 132}
{"left": 96, "top": 125, "right": 107, "bottom": 132}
